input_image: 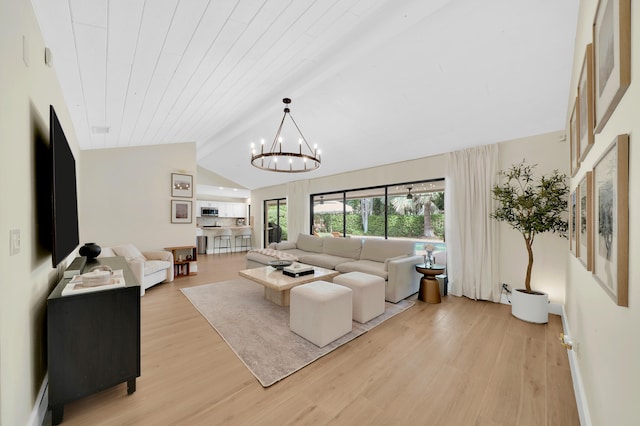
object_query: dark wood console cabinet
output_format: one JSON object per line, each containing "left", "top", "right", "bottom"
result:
{"left": 47, "top": 256, "right": 140, "bottom": 424}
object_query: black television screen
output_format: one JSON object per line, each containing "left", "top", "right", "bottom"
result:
{"left": 50, "top": 105, "right": 79, "bottom": 267}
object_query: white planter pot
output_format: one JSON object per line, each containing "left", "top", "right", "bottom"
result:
{"left": 511, "top": 289, "right": 548, "bottom": 324}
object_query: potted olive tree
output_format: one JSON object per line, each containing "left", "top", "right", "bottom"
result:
{"left": 490, "top": 161, "right": 569, "bottom": 323}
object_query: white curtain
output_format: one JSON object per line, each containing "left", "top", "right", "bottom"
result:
{"left": 445, "top": 145, "right": 500, "bottom": 302}
{"left": 286, "top": 180, "right": 309, "bottom": 240}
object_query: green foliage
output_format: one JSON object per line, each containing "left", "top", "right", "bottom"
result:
{"left": 267, "top": 205, "right": 288, "bottom": 240}
{"left": 431, "top": 192, "right": 445, "bottom": 211}
{"left": 490, "top": 161, "right": 569, "bottom": 292}
{"left": 432, "top": 213, "right": 445, "bottom": 239}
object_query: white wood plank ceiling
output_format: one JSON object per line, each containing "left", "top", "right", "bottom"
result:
{"left": 31, "top": 0, "right": 579, "bottom": 190}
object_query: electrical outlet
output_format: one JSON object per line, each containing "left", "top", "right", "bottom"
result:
{"left": 10, "top": 229, "right": 20, "bottom": 255}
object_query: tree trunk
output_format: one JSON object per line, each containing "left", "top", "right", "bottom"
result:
{"left": 524, "top": 237, "right": 534, "bottom": 293}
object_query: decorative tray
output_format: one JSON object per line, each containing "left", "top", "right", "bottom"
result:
{"left": 268, "top": 260, "right": 293, "bottom": 270}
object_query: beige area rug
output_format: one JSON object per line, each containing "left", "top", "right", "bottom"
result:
{"left": 181, "top": 278, "right": 414, "bottom": 387}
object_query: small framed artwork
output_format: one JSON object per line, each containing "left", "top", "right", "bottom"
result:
{"left": 578, "top": 44, "right": 595, "bottom": 161}
{"left": 569, "top": 97, "right": 580, "bottom": 177}
{"left": 592, "top": 0, "right": 631, "bottom": 133}
{"left": 172, "top": 173, "right": 193, "bottom": 198}
{"left": 171, "top": 200, "right": 192, "bottom": 224}
{"left": 570, "top": 189, "right": 577, "bottom": 256}
{"left": 592, "top": 134, "right": 628, "bottom": 306}
{"left": 578, "top": 171, "right": 593, "bottom": 270}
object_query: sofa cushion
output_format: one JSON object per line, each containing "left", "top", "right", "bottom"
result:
{"left": 274, "top": 241, "right": 297, "bottom": 250}
{"left": 296, "top": 233, "right": 324, "bottom": 253}
{"left": 297, "top": 253, "right": 353, "bottom": 270}
{"left": 359, "top": 239, "right": 415, "bottom": 262}
{"left": 144, "top": 260, "right": 172, "bottom": 275}
{"left": 112, "top": 243, "right": 147, "bottom": 262}
{"left": 335, "top": 260, "right": 389, "bottom": 280}
{"left": 322, "top": 237, "right": 362, "bottom": 259}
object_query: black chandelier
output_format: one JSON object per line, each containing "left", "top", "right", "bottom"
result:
{"left": 250, "top": 98, "right": 321, "bottom": 173}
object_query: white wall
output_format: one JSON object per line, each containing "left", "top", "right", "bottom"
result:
{"left": 564, "top": 1, "right": 640, "bottom": 424}
{"left": 251, "top": 131, "right": 569, "bottom": 307}
{"left": 0, "top": 0, "right": 81, "bottom": 424}
{"left": 80, "top": 143, "right": 197, "bottom": 251}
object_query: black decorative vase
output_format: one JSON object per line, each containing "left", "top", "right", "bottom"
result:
{"left": 79, "top": 242, "right": 101, "bottom": 260}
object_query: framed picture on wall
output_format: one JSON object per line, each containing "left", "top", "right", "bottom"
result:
{"left": 569, "top": 97, "right": 580, "bottom": 177}
{"left": 578, "top": 44, "right": 595, "bottom": 161}
{"left": 171, "top": 200, "right": 192, "bottom": 224}
{"left": 592, "top": 0, "right": 631, "bottom": 133}
{"left": 171, "top": 173, "right": 193, "bottom": 198}
{"left": 570, "top": 189, "right": 577, "bottom": 257}
{"left": 578, "top": 171, "right": 593, "bottom": 270}
{"left": 592, "top": 134, "right": 628, "bottom": 306}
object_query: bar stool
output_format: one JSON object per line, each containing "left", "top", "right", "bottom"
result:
{"left": 214, "top": 229, "right": 232, "bottom": 254}
{"left": 234, "top": 228, "right": 253, "bottom": 252}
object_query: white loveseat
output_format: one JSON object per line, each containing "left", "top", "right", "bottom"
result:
{"left": 246, "top": 233, "right": 422, "bottom": 303}
{"left": 99, "top": 243, "right": 174, "bottom": 296}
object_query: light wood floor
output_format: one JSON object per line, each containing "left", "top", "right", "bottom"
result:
{"left": 52, "top": 253, "right": 580, "bottom": 425}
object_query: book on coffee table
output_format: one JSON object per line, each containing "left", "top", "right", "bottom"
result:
{"left": 282, "top": 263, "right": 314, "bottom": 277}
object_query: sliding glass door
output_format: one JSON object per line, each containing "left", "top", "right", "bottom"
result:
{"left": 264, "top": 198, "right": 287, "bottom": 247}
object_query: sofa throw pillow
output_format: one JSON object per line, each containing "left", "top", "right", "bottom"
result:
{"left": 112, "top": 243, "right": 147, "bottom": 263}
{"left": 295, "top": 233, "right": 323, "bottom": 253}
{"left": 275, "top": 241, "right": 297, "bottom": 250}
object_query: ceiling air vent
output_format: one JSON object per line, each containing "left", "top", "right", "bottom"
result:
{"left": 91, "top": 126, "right": 110, "bottom": 134}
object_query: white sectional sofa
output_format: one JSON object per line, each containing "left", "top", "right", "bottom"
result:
{"left": 246, "top": 233, "right": 422, "bottom": 303}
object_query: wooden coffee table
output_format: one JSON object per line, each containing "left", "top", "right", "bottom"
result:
{"left": 239, "top": 265, "right": 340, "bottom": 306}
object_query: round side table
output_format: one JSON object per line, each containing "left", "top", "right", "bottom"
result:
{"left": 415, "top": 263, "right": 445, "bottom": 303}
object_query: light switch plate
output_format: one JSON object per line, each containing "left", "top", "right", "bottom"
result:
{"left": 10, "top": 229, "right": 20, "bottom": 255}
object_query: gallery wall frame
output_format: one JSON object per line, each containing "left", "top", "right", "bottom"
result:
{"left": 578, "top": 171, "right": 593, "bottom": 270}
{"left": 569, "top": 98, "right": 580, "bottom": 177}
{"left": 578, "top": 44, "right": 595, "bottom": 161}
{"left": 171, "top": 200, "right": 193, "bottom": 224}
{"left": 171, "top": 173, "right": 193, "bottom": 198}
{"left": 570, "top": 189, "right": 577, "bottom": 257}
{"left": 592, "top": 0, "right": 631, "bottom": 134}
{"left": 592, "top": 134, "right": 628, "bottom": 306}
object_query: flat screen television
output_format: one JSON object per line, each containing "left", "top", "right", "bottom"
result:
{"left": 50, "top": 105, "right": 79, "bottom": 267}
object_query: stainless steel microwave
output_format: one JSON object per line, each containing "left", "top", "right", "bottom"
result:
{"left": 201, "top": 207, "right": 219, "bottom": 216}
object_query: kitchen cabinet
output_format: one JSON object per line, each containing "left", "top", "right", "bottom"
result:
{"left": 217, "top": 202, "right": 245, "bottom": 218}
{"left": 231, "top": 202, "right": 246, "bottom": 218}
{"left": 196, "top": 200, "right": 245, "bottom": 218}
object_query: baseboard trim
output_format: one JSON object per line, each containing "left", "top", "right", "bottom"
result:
{"left": 28, "top": 374, "right": 48, "bottom": 426}
{"left": 561, "top": 306, "right": 592, "bottom": 426}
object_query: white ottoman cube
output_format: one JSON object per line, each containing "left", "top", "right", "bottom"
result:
{"left": 290, "top": 281, "right": 352, "bottom": 347}
{"left": 333, "top": 272, "right": 385, "bottom": 323}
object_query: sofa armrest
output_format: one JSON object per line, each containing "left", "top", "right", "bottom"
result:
{"left": 142, "top": 250, "right": 175, "bottom": 283}
{"left": 143, "top": 250, "right": 173, "bottom": 262}
{"left": 386, "top": 255, "right": 423, "bottom": 303}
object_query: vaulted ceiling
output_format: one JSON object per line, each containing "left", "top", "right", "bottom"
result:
{"left": 32, "top": 0, "right": 579, "bottom": 190}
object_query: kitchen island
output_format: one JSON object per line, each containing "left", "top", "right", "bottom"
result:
{"left": 199, "top": 226, "right": 253, "bottom": 253}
